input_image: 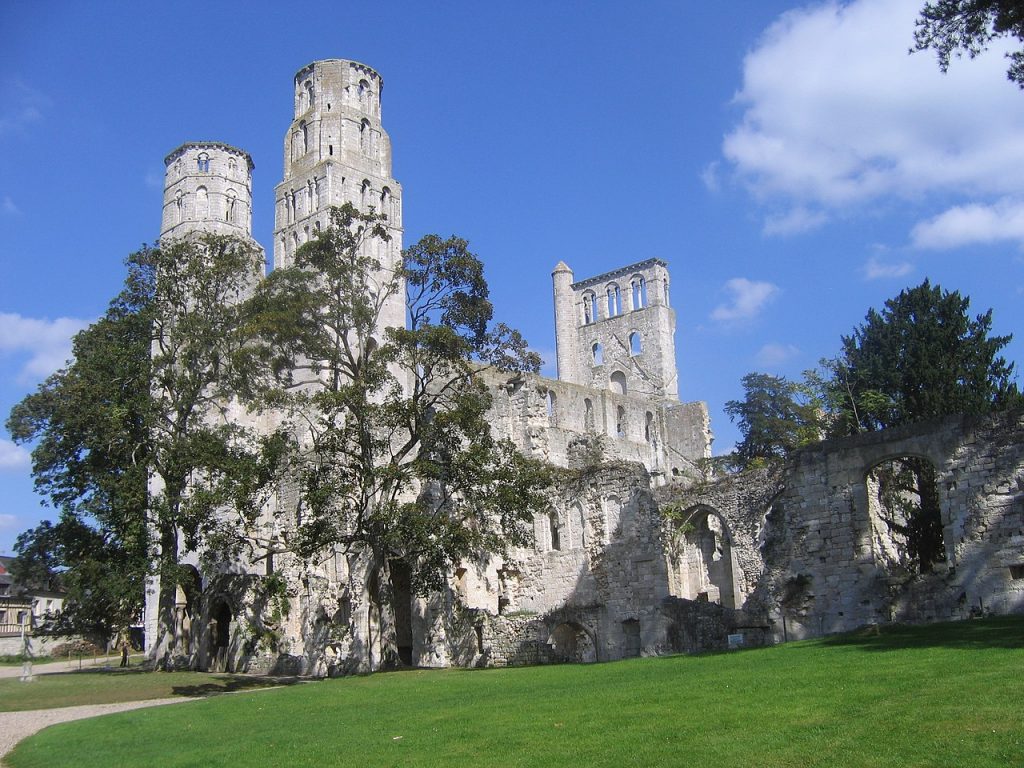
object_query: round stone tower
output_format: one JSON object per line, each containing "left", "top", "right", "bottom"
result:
{"left": 161, "top": 142, "right": 255, "bottom": 241}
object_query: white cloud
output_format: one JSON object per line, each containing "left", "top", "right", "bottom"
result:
{"left": 711, "top": 278, "right": 779, "bottom": 322}
{"left": 762, "top": 206, "right": 827, "bottom": 236}
{"left": 0, "top": 513, "right": 18, "bottom": 530}
{"left": 723, "top": 0, "right": 1024, "bottom": 226}
{"left": 863, "top": 256, "right": 913, "bottom": 279}
{"left": 0, "top": 439, "right": 29, "bottom": 471}
{"left": 0, "top": 80, "right": 50, "bottom": 137}
{"left": 1, "top": 196, "right": 20, "bottom": 216}
{"left": 0, "top": 312, "right": 90, "bottom": 383}
{"left": 755, "top": 343, "right": 800, "bottom": 367}
{"left": 700, "top": 161, "right": 721, "bottom": 193}
{"left": 911, "top": 197, "right": 1024, "bottom": 249}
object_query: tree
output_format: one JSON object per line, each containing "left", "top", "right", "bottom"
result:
{"left": 142, "top": 233, "right": 282, "bottom": 664}
{"left": 251, "top": 204, "right": 550, "bottom": 664}
{"left": 7, "top": 269, "right": 154, "bottom": 644}
{"left": 724, "top": 372, "right": 822, "bottom": 469}
{"left": 826, "top": 279, "right": 1020, "bottom": 435}
{"left": 914, "top": 1, "right": 1024, "bottom": 87}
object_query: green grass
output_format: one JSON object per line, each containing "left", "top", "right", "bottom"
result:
{"left": 0, "top": 655, "right": 54, "bottom": 666}
{"left": 0, "top": 667, "right": 299, "bottom": 712}
{"left": 7, "top": 617, "right": 1024, "bottom": 768}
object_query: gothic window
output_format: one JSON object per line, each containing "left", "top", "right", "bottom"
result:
{"left": 228, "top": 158, "right": 237, "bottom": 173}
{"left": 197, "top": 153, "right": 210, "bottom": 173}
{"left": 592, "top": 342, "right": 603, "bottom": 366}
{"left": 195, "top": 186, "right": 209, "bottom": 219}
{"left": 359, "top": 79, "right": 370, "bottom": 111}
{"left": 582, "top": 291, "right": 597, "bottom": 324}
{"left": 381, "top": 187, "right": 391, "bottom": 217}
{"left": 174, "top": 159, "right": 182, "bottom": 176}
{"left": 361, "top": 179, "right": 371, "bottom": 210}
{"left": 549, "top": 512, "right": 561, "bottom": 552}
{"left": 225, "top": 190, "right": 236, "bottom": 222}
{"left": 314, "top": 219, "right": 321, "bottom": 233}
{"left": 629, "top": 331, "right": 642, "bottom": 356}
{"left": 610, "top": 370, "right": 627, "bottom": 396}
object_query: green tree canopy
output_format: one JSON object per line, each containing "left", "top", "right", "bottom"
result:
{"left": 827, "top": 279, "right": 1020, "bottom": 435}
{"left": 724, "top": 372, "right": 822, "bottom": 469}
{"left": 914, "top": 0, "right": 1024, "bottom": 86}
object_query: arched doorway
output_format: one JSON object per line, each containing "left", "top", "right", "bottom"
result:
{"left": 548, "top": 622, "right": 596, "bottom": 663}
{"left": 673, "top": 507, "right": 741, "bottom": 609}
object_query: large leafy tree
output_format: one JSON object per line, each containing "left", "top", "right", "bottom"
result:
{"left": 724, "top": 372, "right": 822, "bottom": 469}
{"left": 7, "top": 278, "right": 153, "bottom": 644}
{"left": 914, "top": 1, "right": 1024, "bottom": 86}
{"left": 827, "top": 279, "right": 1020, "bottom": 435}
{"left": 251, "top": 204, "right": 550, "bottom": 663}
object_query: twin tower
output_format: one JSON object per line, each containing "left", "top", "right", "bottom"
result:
{"left": 158, "top": 58, "right": 680, "bottom": 403}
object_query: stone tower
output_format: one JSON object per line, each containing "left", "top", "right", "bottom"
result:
{"left": 272, "top": 59, "right": 405, "bottom": 331}
{"left": 552, "top": 259, "right": 678, "bottom": 400}
{"left": 161, "top": 142, "right": 255, "bottom": 241}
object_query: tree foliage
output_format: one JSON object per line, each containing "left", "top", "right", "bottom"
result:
{"left": 251, "top": 204, "right": 550, "bottom": 596}
{"left": 724, "top": 373, "right": 821, "bottom": 469}
{"left": 914, "top": 0, "right": 1024, "bottom": 86}
{"left": 826, "top": 279, "right": 1020, "bottom": 435}
{"left": 7, "top": 269, "right": 154, "bottom": 642}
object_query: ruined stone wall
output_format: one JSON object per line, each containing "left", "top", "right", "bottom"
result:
{"left": 664, "top": 410, "right": 1024, "bottom": 641}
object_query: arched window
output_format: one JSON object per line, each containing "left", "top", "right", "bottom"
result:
{"left": 360, "top": 119, "right": 370, "bottom": 154}
{"left": 359, "top": 79, "right": 370, "bottom": 111}
{"left": 361, "top": 179, "right": 371, "bottom": 209}
{"left": 582, "top": 292, "right": 598, "bottom": 324}
{"left": 228, "top": 158, "right": 237, "bottom": 173}
{"left": 610, "top": 370, "right": 627, "bottom": 396}
{"left": 549, "top": 512, "right": 561, "bottom": 552}
{"left": 616, "top": 405, "right": 626, "bottom": 438}
{"left": 645, "top": 411, "right": 655, "bottom": 444}
{"left": 225, "top": 190, "right": 236, "bottom": 222}
{"left": 381, "top": 187, "right": 391, "bottom": 217}
{"left": 592, "top": 342, "right": 603, "bottom": 366}
{"left": 629, "top": 332, "right": 642, "bottom": 356}
{"left": 570, "top": 504, "right": 586, "bottom": 549}
{"left": 607, "top": 284, "right": 622, "bottom": 317}
{"left": 197, "top": 153, "right": 210, "bottom": 172}
{"left": 300, "top": 121, "right": 308, "bottom": 155}
{"left": 174, "top": 190, "right": 183, "bottom": 224}
{"left": 313, "top": 177, "right": 321, "bottom": 210}
{"left": 631, "top": 275, "right": 647, "bottom": 309}
{"left": 195, "top": 186, "right": 209, "bottom": 219}
{"left": 546, "top": 390, "right": 557, "bottom": 425}
{"left": 584, "top": 398, "right": 594, "bottom": 431}
{"left": 304, "top": 80, "right": 314, "bottom": 112}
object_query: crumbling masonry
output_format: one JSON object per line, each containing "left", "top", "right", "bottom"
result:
{"left": 144, "top": 59, "right": 1024, "bottom": 674}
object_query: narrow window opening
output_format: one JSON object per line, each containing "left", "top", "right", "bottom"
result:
{"left": 546, "top": 390, "right": 557, "bottom": 424}
{"left": 197, "top": 153, "right": 210, "bottom": 172}
{"left": 584, "top": 398, "right": 594, "bottom": 431}
{"left": 616, "top": 406, "right": 626, "bottom": 438}
{"left": 1010, "top": 564, "right": 1024, "bottom": 580}
{"left": 329, "top": 144, "right": 334, "bottom": 156}
{"left": 583, "top": 296, "right": 592, "bottom": 325}
{"left": 592, "top": 342, "right": 603, "bottom": 366}
{"left": 549, "top": 513, "right": 561, "bottom": 551}
{"left": 225, "top": 190, "right": 236, "bottom": 222}
{"left": 610, "top": 370, "right": 627, "bottom": 396}
{"left": 630, "top": 332, "right": 642, "bottom": 356}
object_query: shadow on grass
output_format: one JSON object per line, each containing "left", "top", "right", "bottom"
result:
{"left": 170, "top": 675, "right": 306, "bottom": 698}
{"left": 817, "top": 616, "right": 1024, "bottom": 652}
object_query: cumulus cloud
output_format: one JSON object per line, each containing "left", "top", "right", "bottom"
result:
{"left": 723, "top": 0, "right": 1024, "bottom": 232}
{"left": 755, "top": 342, "right": 800, "bottom": 367}
{"left": 762, "top": 206, "right": 828, "bottom": 236}
{"left": 0, "top": 312, "right": 89, "bottom": 383}
{"left": 711, "top": 278, "right": 779, "bottom": 323}
{"left": 911, "top": 198, "right": 1024, "bottom": 249}
{"left": 863, "top": 256, "right": 913, "bottom": 279}
{"left": 0, "top": 439, "right": 29, "bottom": 471}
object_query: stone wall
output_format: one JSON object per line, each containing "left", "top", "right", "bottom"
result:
{"left": 663, "top": 410, "right": 1024, "bottom": 641}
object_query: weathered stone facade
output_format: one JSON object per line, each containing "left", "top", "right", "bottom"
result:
{"left": 144, "top": 57, "right": 1024, "bottom": 675}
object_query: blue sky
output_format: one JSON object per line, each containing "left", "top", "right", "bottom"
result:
{"left": 1, "top": 1, "right": 1022, "bottom": 554}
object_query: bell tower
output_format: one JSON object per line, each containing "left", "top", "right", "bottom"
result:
{"left": 161, "top": 142, "right": 254, "bottom": 241}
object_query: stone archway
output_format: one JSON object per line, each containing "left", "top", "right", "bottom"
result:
{"left": 548, "top": 621, "right": 597, "bottom": 663}
{"left": 673, "top": 506, "right": 742, "bottom": 609}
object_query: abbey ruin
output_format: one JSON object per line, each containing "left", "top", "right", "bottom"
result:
{"left": 144, "top": 59, "right": 1024, "bottom": 675}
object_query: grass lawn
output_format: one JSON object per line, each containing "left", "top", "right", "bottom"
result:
{"left": 7, "top": 617, "right": 1024, "bottom": 768}
{"left": 0, "top": 667, "right": 299, "bottom": 712}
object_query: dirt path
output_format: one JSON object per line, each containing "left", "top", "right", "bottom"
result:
{"left": 0, "top": 696, "right": 195, "bottom": 766}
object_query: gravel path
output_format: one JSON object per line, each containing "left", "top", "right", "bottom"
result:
{"left": 0, "top": 696, "right": 195, "bottom": 766}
